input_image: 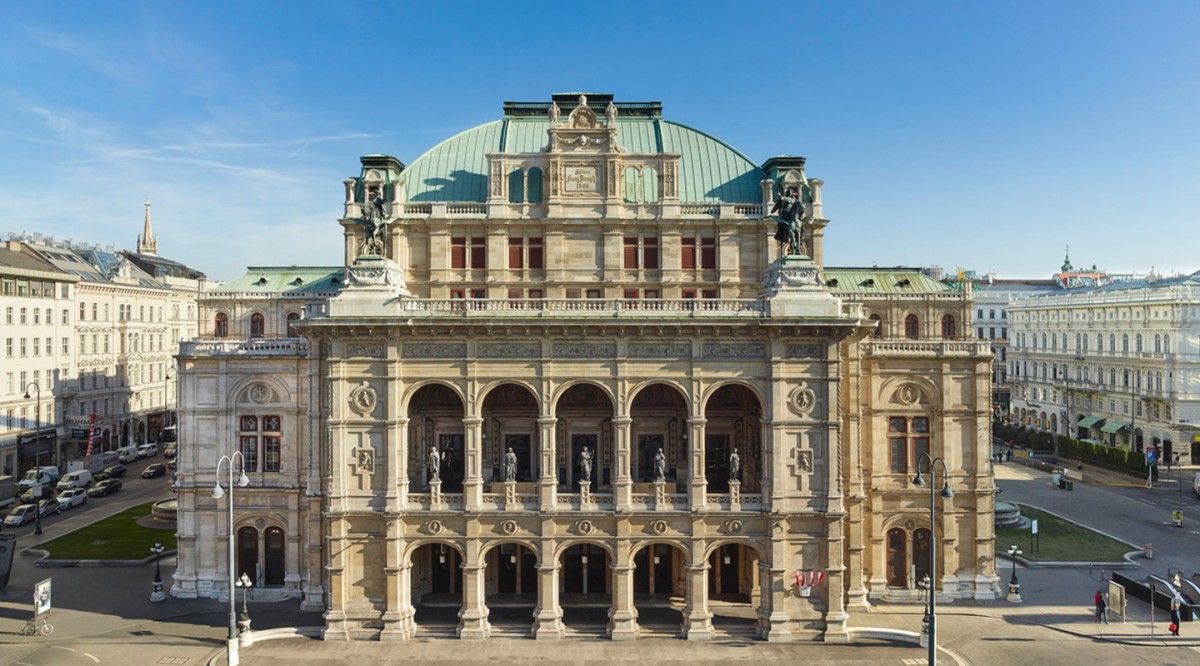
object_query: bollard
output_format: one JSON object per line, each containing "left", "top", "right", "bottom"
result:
{"left": 1146, "top": 543, "right": 1154, "bottom": 560}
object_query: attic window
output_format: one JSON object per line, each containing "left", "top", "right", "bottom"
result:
{"left": 331, "top": 277, "right": 341, "bottom": 285}
{"left": 826, "top": 278, "right": 838, "bottom": 287}
{"left": 861, "top": 278, "right": 875, "bottom": 287}
{"left": 290, "top": 278, "right": 304, "bottom": 286}
{"left": 254, "top": 277, "right": 268, "bottom": 286}
{"left": 896, "top": 278, "right": 911, "bottom": 287}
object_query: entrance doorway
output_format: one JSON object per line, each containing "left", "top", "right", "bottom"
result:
{"left": 886, "top": 528, "right": 907, "bottom": 588}
{"left": 632, "top": 543, "right": 685, "bottom": 633}
{"left": 494, "top": 544, "right": 537, "bottom": 595}
{"left": 561, "top": 544, "right": 609, "bottom": 596}
{"left": 264, "top": 526, "right": 285, "bottom": 586}
{"left": 708, "top": 543, "right": 740, "bottom": 596}
{"left": 430, "top": 544, "right": 462, "bottom": 595}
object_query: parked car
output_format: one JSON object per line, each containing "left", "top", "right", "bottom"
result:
{"left": 88, "top": 479, "right": 122, "bottom": 497}
{"left": 163, "top": 443, "right": 177, "bottom": 459}
{"left": 36, "top": 498, "right": 61, "bottom": 517}
{"left": 116, "top": 445, "right": 140, "bottom": 464}
{"left": 137, "top": 443, "right": 159, "bottom": 458}
{"left": 56, "top": 488, "right": 88, "bottom": 509}
{"left": 96, "top": 464, "right": 128, "bottom": 481}
{"left": 4, "top": 504, "right": 38, "bottom": 527}
{"left": 142, "top": 463, "right": 168, "bottom": 479}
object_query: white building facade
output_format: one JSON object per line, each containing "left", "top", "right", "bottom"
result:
{"left": 1008, "top": 272, "right": 1200, "bottom": 463}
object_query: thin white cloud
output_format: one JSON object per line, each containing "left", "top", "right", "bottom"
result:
{"left": 23, "top": 27, "right": 145, "bottom": 86}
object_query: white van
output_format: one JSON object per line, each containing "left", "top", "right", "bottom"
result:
{"left": 18, "top": 466, "right": 61, "bottom": 490}
{"left": 116, "top": 446, "right": 140, "bottom": 464}
{"left": 56, "top": 469, "right": 93, "bottom": 490}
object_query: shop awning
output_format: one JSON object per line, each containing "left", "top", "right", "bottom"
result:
{"left": 1076, "top": 416, "right": 1105, "bottom": 428}
{"left": 1100, "top": 420, "right": 1130, "bottom": 434}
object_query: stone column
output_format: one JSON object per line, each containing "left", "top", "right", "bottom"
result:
{"left": 759, "top": 553, "right": 792, "bottom": 642}
{"left": 463, "top": 416, "right": 484, "bottom": 511}
{"left": 688, "top": 417, "right": 707, "bottom": 511}
{"left": 458, "top": 545, "right": 490, "bottom": 640}
{"left": 607, "top": 559, "right": 639, "bottom": 640}
{"left": 380, "top": 531, "right": 411, "bottom": 641}
{"left": 681, "top": 557, "right": 714, "bottom": 640}
{"left": 395, "top": 417, "right": 410, "bottom": 510}
{"left": 538, "top": 417, "right": 558, "bottom": 511}
{"left": 531, "top": 558, "right": 565, "bottom": 639}
{"left": 613, "top": 417, "right": 633, "bottom": 511}
{"left": 823, "top": 515, "right": 849, "bottom": 642}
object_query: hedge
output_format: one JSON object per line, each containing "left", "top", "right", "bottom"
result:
{"left": 993, "top": 419, "right": 1149, "bottom": 477}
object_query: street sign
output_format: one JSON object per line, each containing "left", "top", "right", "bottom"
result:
{"left": 1031, "top": 519, "right": 1039, "bottom": 534}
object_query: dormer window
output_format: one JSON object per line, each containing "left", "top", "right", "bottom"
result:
{"left": 290, "top": 278, "right": 303, "bottom": 286}
{"left": 255, "top": 277, "right": 268, "bottom": 286}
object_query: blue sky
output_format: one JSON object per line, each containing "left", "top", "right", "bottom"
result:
{"left": 0, "top": 1, "right": 1196, "bottom": 281}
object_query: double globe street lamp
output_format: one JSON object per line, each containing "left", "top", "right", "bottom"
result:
{"left": 912, "top": 453, "right": 953, "bottom": 666}
{"left": 213, "top": 452, "right": 249, "bottom": 666}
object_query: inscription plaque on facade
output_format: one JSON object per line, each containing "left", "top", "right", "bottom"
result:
{"left": 564, "top": 166, "right": 599, "bottom": 193}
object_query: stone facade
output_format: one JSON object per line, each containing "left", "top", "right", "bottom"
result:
{"left": 172, "top": 94, "right": 999, "bottom": 642}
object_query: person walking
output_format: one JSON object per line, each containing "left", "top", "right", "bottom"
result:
{"left": 1170, "top": 601, "right": 1181, "bottom": 636}
{"left": 1094, "top": 590, "right": 1109, "bottom": 624}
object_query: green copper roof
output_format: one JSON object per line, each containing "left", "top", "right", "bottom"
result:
{"left": 214, "top": 267, "right": 345, "bottom": 293}
{"left": 401, "top": 117, "right": 763, "bottom": 204}
{"left": 823, "top": 268, "right": 953, "bottom": 294}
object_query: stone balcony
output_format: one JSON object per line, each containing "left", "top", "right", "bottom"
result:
{"left": 178, "top": 338, "right": 308, "bottom": 357}
{"left": 861, "top": 339, "right": 993, "bottom": 358}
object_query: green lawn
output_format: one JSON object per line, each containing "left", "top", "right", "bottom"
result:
{"left": 37, "top": 502, "right": 176, "bottom": 561}
{"left": 996, "top": 505, "right": 1131, "bottom": 562}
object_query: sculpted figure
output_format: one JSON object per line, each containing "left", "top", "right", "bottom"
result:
{"left": 428, "top": 445, "right": 441, "bottom": 482}
{"left": 729, "top": 449, "right": 740, "bottom": 482}
{"left": 654, "top": 447, "right": 666, "bottom": 482}
{"left": 504, "top": 447, "right": 518, "bottom": 482}
{"left": 578, "top": 446, "right": 593, "bottom": 484}
{"left": 770, "top": 186, "right": 805, "bottom": 255}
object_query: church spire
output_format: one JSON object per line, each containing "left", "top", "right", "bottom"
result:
{"left": 137, "top": 197, "right": 158, "bottom": 256}
{"left": 1060, "top": 245, "right": 1072, "bottom": 273}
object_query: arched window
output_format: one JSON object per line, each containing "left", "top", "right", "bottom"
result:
{"left": 1154, "top": 334, "right": 1162, "bottom": 353}
{"left": 1109, "top": 368, "right": 1116, "bottom": 385}
{"left": 1075, "top": 333, "right": 1081, "bottom": 351}
{"left": 940, "top": 314, "right": 955, "bottom": 340}
{"left": 1061, "top": 334, "right": 1067, "bottom": 350}
{"left": 869, "top": 314, "right": 883, "bottom": 339}
{"left": 1051, "top": 335, "right": 1057, "bottom": 351}
{"left": 1041, "top": 333, "right": 1047, "bottom": 349}
{"left": 1156, "top": 371, "right": 1163, "bottom": 392}
{"left": 214, "top": 313, "right": 228, "bottom": 338}
{"left": 904, "top": 314, "right": 919, "bottom": 339}
{"left": 1123, "top": 369, "right": 1130, "bottom": 387}
{"left": 623, "top": 167, "right": 639, "bottom": 203}
{"left": 643, "top": 167, "right": 659, "bottom": 203}
{"left": 250, "top": 313, "right": 265, "bottom": 338}
{"left": 1136, "top": 333, "right": 1143, "bottom": 352}
{"left": 1082, "top": 335, "right": 1088, "bottom": 352}
{"left": 1096, "top": 334, "right": 1103, "bottom": 352}
{"left": 1122, "top": 333, "right": 1129, "bottom": 352}
{"left": 508, "top": 168, "right": 524, "bottom": 204}
{"left": 1109, "top": 334, "right": 1115, "bottom": 351}
{"left": 286, "top": 312, "right": 300, "bottom": 338}
{"left": 1163, "top": 334, "right": 1170, "bottom": 353}
{"left": 526, "top": 167, "right": 543, "bottom": 203}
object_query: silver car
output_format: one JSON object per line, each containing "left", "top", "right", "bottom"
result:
{"left": 57, "top": 488, "right": 88, "bottom": 509}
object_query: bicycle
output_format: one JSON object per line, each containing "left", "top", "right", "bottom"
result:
{"left": 20, "top": 616, "right": 53, "bottom": 636}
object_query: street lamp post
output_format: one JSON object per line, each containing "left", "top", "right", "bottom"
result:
{"left": 1006, "top": 544, "right": 1022, "bottom": 602}
{"left": 150, "top": 541, "right": 166, "bottom": 601}
{"left": 23, "top": 382, "right": 44, "bottom": 535}
{"left": 913, "top": 453, "right": 954, "bottom": 666}
{"left": 162, "top": 368, "right": 175, "bottom": 442}
{"left": 213, "top": 452, "right": 249, "bottom": 666}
